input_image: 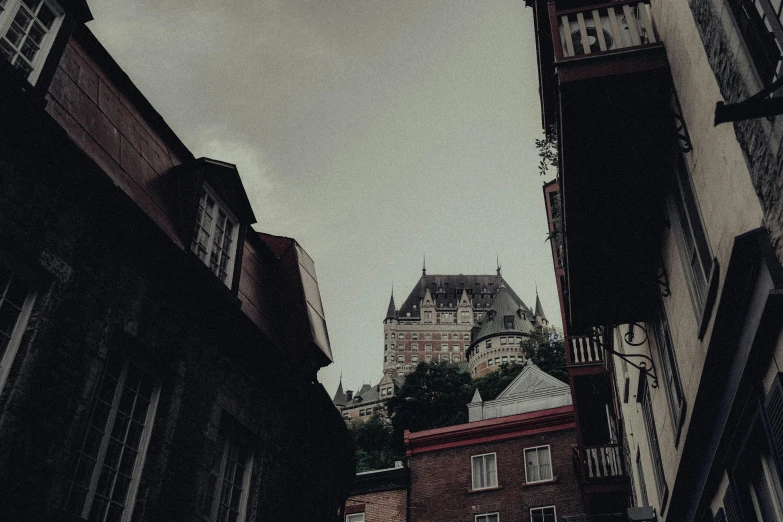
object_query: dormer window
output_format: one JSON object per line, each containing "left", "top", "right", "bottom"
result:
{"left": 190, "top": 184, "right": 238, "bottom": 286}
{"left": 0, "top": 0, "right": 63, "bottom": 83}
{"left": 504, "top": 315, "right": 514, "bottom": 329}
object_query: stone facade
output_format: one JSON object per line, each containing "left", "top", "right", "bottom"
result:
{"left": 0, "top": 8, "right": 352, "bottom": 522}
{"left": 345, "top": 465, "right": 409, "bottom": 522}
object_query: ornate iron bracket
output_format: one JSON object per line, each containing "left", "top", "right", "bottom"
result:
{"left": 715, "top": 75, "right": 783, "bottom": 124}
{"left": 599, "top": 323, "right": 659, "bottom": 388}
{"left": 657, "top": 263, "right": 671, "bottom": 298}
{"left": 672, "top": 91, "right": 692, "bottom": 153}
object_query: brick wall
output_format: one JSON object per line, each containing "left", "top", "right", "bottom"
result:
{"left": 409, "top": 428, "right": 584, "bottom": 521}
{"left": 346, "top": 489, "right": 407, "bottom": 522}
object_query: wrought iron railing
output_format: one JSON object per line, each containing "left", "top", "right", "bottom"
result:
{"left": 550, "top": 0, "right": 658, "bottom": 60}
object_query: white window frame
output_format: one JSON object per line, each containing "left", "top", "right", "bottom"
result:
{"left": 441, "top": 344, "right": 448, "bottom": 352}
{"left": 346, "top": 513, "right": 366, "bottom": 522}
{"left": 0, "top": 0, "right": 64, "bottom": 84}
{"left": 190, "top": 183, "right": 239, "bottom": 288}
{"left": 412, "top": 333, "right": 418, "bottom": 340}
{"left": 475, "top": 513, "right": 500, "bottom": 522}
{"left": 411, "top": 354, "right": 418, "bottom": 363}
{"left": 425, "top": 354, "right": 432, "bottom": 362}
{"left": 471, "top": 452, "right": 498, "bottom": 490}
{"left": 525, "top": 445, "right": 553, "bottom": 484}
{"left": 202, "top": 423, "right": 254, "bottom": 522}
{"left": 65, "top": 355, "right": 160, "bottom": 522}
{"left": 530, "top": 505, "right": 557, "bottom": 522}
{"left": 0, "top": 269, "right": 36, "bottom": 392}
{"left": 411, "top": 344, "right": 418, "bottom": 351}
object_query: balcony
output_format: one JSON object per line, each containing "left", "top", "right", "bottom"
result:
{"left": 539, "top": 0, "right": 672, "bottom": 332}
{"left": 567, "top": 333, "right": 605, "bottom": 367}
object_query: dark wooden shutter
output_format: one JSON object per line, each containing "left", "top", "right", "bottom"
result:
{"left": 764, "top": 373, "right": 783, "bottom": 464}
{"left": 723, "top": 484, "right": 741, "bottom": 522}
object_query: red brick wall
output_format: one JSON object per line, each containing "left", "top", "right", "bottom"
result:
{"left": 346, "top": 489, "right": 407, "bottom": 522}
{"left": 409, "top": 428, "right": 584, "bottom": 521}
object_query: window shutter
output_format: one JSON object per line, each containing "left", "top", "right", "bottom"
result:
{"left": 723, "top": 485, "right": 741, "bottom": 522}
{"left": 764, "top": 373, "right": 783, "bottom": 464}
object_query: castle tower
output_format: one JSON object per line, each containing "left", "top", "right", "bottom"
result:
{"left": 383, "top": 290, "right": 399, "bottom": 374}
{"left": 466, "top": 283, "right": 537, "bottom": 378}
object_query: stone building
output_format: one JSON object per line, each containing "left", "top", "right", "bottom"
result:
{"left": 529, "top": 0, "right": 783, "bottom": 520}
{"left": 344, "top": 463, "right": 409, "bottom": 522}
{"left": 383, "top": 268, "right": 547, "bottom": 378}
{"left": 0, "top": 4, "right": 353, "bottom": 520}
{"left": 404, "top": 362, "right": 585, "bottom": 522}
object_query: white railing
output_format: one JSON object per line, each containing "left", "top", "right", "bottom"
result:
{"left": 568, "top": 334, "right": 604, "bottom": 365}
{"left": 557, "top": 0, "right": 657, "bottom": 59}
{"left": 583, "top": 444, "right": 623, "bottom": 479}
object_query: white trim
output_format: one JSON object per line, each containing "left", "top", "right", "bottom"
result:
{"left": 471, "top": 452, "right": 498, "bottom": 490}
{"left": 346, "top": 514, "right": 365, "bottom": 522}
{"left": 0, "top": 0, "right": 64, "bottom": 84}
{"left": 0, "top": 289, "right": 36, "bottom": 392}
{"left": 191, "top": 183, "right": 239, "bottom": 288}
{"left": 121, "top": 382, "right": 161, "bottom": 522}
{"left": 475, "top": 513, "right": 500, "bottom": 522}
{"left": 530, "top": 505, "right": 557, "bottom": 522}
{"left": 524, "top": 444, "right": 554, "bottom": 484}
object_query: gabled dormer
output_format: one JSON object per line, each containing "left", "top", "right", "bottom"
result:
{"left": 420, "top": 287, "right": 435, "bottom": 324}
{"left": 176, "top": 157, "right": 256, "bottom": 291}
{"left": 457, "top": 288, "right": 473, "bottom": 324}
{"left": 0, "top": 0, "right": 91, "bottom": 88}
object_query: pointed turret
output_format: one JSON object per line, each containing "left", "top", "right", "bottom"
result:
{"left": 386, "top": 291, "right": 397, "bottom": 321}
{"left": 535, "top": 291, "right": 548, "bottom": 327}
{"left": 332, "top": 377, "right": 347, "bottom": 407}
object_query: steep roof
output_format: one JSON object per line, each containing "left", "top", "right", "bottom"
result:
{"left": 396, "top": 274, "right": 532, "bottom": 318}
{"left": 332, "top": 379, "right": 347, "bottom": 407}
{"left": 474, "top": 284, "right": 536, "bottom": 340}
{"left": 386, "top": 292, "right": 397, "bottom": 320}
{"left": 535, "top": 292, "right": 547, "bottom": 321}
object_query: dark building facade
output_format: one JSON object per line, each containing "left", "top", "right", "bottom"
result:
{"left": 0, "top": 2, "right": 353, "bottom": 521}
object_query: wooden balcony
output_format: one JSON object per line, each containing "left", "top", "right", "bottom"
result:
{"left": 548, "top": 0, "right": 666, "bottom": 83}
{"left": 583, "top": 444, "right": 624, "bottom": 480}
{"left": 567, "top": 334, "right": 605, "bottom": 366}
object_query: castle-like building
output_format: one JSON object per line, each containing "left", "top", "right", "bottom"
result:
{"left": 384, "top": 266, "right": 548, "bottom": 378}
{"left": 335, "top": 266, "right": 548, "bottom": 421}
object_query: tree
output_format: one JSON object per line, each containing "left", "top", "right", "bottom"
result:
{"left": 522, "top": 327, "right": 568, "bottom": 383}
{"left": 386, "top": 362, "right": 473, "bottom": 450}
{"left": 346, "top": 413, "right": 400, "bottom": 472}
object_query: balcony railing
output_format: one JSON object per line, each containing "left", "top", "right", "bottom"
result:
{"left": 551, "top": 0, "right": 658, "bottom": 61}
{"left": 583, "top": 444, "right": 624, "bottom": 479}
{"left": 567, "top": 333, "right": 604, "bottom": 365}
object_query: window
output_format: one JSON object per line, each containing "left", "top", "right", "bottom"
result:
{"left": 398, "top": 345, "right": 404, "bottom": 352}
{"left": 488, "top": 358, "right": 494, "bottom": 366}
{"left": 453, "top": 345, "right": 459, "bottom": 352}
{"left": 380, "top": 388, "right": 386, "bottom": 398}
{"left": 530, "top": 506, "right": 556, "bottom": 522}
{"left": 669, "top": 153, "right": 713, "bottom": 315}
{"left": 525, "top": 446, "right": 553, "bottom": 483}
{"left": 411, "top": 355, "right": 418, "bottom": 363}
{"left": 475, "top": 514, "right": 499, "bottom": 522}
{"left": 641, "top": 380, "right": 668, "bottom": 508}
{"left": 424, "top": 311, "right": 432, "bottom": 322}
{"left": 439, "top": 354, "right": 448, "bottom": 362}
{"left": 397, "top": 355, "right": 404, "bottom": 363}
{"left": 346, "top": 515, "right": 365, "bottom": 522}
{"left": 191, "top": 185, "right": 239, "bottom": 286}
{"left": 425, "top": 344, "right": 432, "bottom": 352}
{"left": 358, "top": 409, "right": 364, "bottom": 416}
{"left": 501, "top": 356, "right": 508, "bottom": 364}
{"left": 650, "top": 307, "right": 685, "bottom": 441}
{"left": 487, "top": 340, "right": 492, "bottom": 349}
{"left": 464, "top": 333, "right": 470, "bottom": 340}
{"left": 726, "top": 0, "right": 782, "bottom": 85}
{"left": 441, "top": 344, "right": 448, "bottom": 352}
{"left": 504, "top": 315, "right": 514, "bottom": 329}
{"left": 412, "top": 333, "right": 418, "bottom": 340}
{"left": 0, "top": 266, "right": 35, "bottom": 390}
{"left": 425, "top": 333, "right": 432, "bottom": 340}
{"left": 0, "top": 0, "right": 62, "bottom": 83}
{"left": 452, "top": 333, "right": 459, "bottom": 340}
{"left": 412, "top": 344, "right": 418, "bottom": 351}
{"left": 471, "top": 453, "right": 498, "bottom": 490}
{"left": 425, "top": 355, "right": 432, "bottom": 362}
{"left": 453, "top": 355, "right": 460, "bottom": 362}
{"left": 500, "top": 337, "right": 507, "bottom": 345}
{"left": 201, "top": 416, "right": 254, "bottom": 522}
{"left": 65, "top": 354, "right": 159, "bottom": 522}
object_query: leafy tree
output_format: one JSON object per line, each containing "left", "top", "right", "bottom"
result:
{"left": 522, "top": 327, "right": 568, "bottom": 383}
{"left": 346, "top": 413, "right": 400, "bottom": 472}
{"left": 386, "top": 362, "right": 473, "bottom": 450}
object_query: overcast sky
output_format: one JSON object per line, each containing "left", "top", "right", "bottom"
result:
{"left": 88, "top": 1, "right": 557, "bottom": 397}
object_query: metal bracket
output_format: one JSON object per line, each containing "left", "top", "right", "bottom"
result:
{"left": 598, "top": 323, "right": 659, "bottom": 388}
{"left": 715, "top": 75, "right": 783, "bottom": 124}
{"left": 657, "top": 263, "right": 671, "bottom": 298}
{"left": 672, "top": 90, "right": 692, "bottom": 153}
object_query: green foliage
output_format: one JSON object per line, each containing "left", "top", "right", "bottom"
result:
{"left": 473, "top": 362, "right": 526, "bottom": 401}
{"left": 346, "top": 413, "right": 400, "bottom": 472}
{"left": 522, "top": 327, "right": 568, "bottom": 383}
{"left": 535, "top": 124, "right": 559, "bottom": 178}
{"left": 386, "top": 362, "right": 474, "bottom": 450}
